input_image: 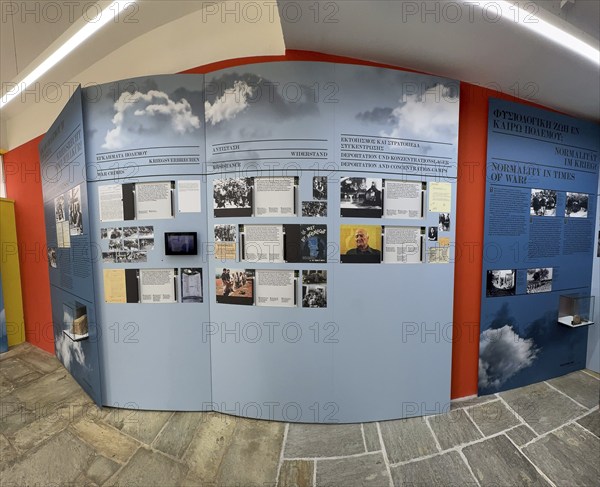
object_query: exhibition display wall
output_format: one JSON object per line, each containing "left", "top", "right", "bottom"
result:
{"left": 39, "top": 61, "right": 460, "bottom": 421}
{"left": 479, "top": 99, "right": 599, "bottom": 395}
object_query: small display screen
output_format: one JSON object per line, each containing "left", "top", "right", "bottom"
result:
{"left": 165, "top": 232, "right": 197, "bottom": 255}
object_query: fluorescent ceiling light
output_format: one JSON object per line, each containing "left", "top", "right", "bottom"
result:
{"left": 467, "top": 0, "right": 599, "bottom": 65}
{"left": 0, "top": 1, "right": 135, "bottom": 109}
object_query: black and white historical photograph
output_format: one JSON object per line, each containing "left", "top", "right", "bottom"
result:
{"left": 114, "top": 251, "right": 147, "bottom": 264}
{"left": 565, "top": 192, "right": 589, "bottom": 218}
{"left": 47, "top": 247, "right": 57, "bottom": 268}
{"left": 302, "top": 285, "right": 327, "bottom": 308}
{"left": 428, "top": 226, "right": 438, "bottom": 241}
{"left": 69, "top": 186, "right": 83, "bottom": 236}
{"left": 108, "top": 227, "right": 123, "bottom": 250}
{"left": 302, "top": 270, "right": 327, "bottom": 284}
{"left": 214, "top": 224, "right": 236, "bottom": 242}
{"left": 526, "top": 267, "right": 553, "bottom": 294}
{"left": 138, "top": 226, "right": 154, "bottom": 251}
{"left": 181, "top": 268, "right": 203, "bottom": 303}
{"left": 54, "top": 194, "right": 66, "bottom": 222}
{"left": 530, "top": 189, "right": 557, "bottom": 216}
{"left": 122, "top": 227, "right": 139, "bottom": 251}
{"left": 302, "top": 201, "right": 327, "bottom": 217}
{"left": 340, "top": 177, "right": 383, "bottom": 211}
{"left": 100, "top": 228, "right": 109, "bottom": 239}
{"left": 486, "top": 269, "right": 517, "bottom": 297}
{"left": 213, "top": 178, "right": 253, "bottom": 217}
{"left": 313, "top": 176, "right": 327, "bottom": 200}
{"left": 438, "top": 213, "right": 450, "bottom": 232}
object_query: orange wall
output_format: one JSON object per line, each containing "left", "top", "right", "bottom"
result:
{"left": 3, "top": 50, "right": 556, "bottom": 397}
{"left": 3, "top": 135, "right": 55, "bottom": 354}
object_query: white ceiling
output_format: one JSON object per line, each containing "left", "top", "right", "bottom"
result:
{"left": 1, "top": 0, "right": 598, "bottom": 151}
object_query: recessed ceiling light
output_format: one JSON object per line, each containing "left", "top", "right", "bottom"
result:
{"left": 0, "top": 1, "right": 136, "bottom": 109}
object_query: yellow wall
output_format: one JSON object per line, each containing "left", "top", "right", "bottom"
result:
{"left": 0, "top": 198, "right": 26, "bottom": 345}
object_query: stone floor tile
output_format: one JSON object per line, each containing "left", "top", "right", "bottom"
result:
{"left": 278, "top": 460, "right": 314, "bottom": 487}
{"left": 390, "top": 451, "right": 478, "bottom": 487}
{"left": 427, "top": 409, "right": 482, "bottom": 450}
{"left": 499, "top": 382, "right": 587, "bottom": 434}
{"left": 505, "top": 424, "right": 538, "bottom": 446}
{"left": 1, "top": 430, "right": 95, "bottom": 486}
{"left": 0, "top": 396, "right": 35, "bottom": 435}
{"left": 363, "top": 422, "right": 380, "bottom": 452}
{"left": 9, "top": 409, "right": 71, "bottom": 452}
{"left": 86, "top": 454, "right": 121, "bottom": 485}
{"left": 523, "top": 423, "right": 600, "bottom": 487}
{"left": 583, "top": 369, "right": 599, "bottom": 379}
{"left": 0, "top": 372, "right": 15, "bottom": 395}
{"left": 152, "top": 411, "right": 203, "bottom": 458}
{"left": 379, "top": 416, "right": 438, "bottom": 464}
{"left": 0, "top": 343, "right": 32, "bottom": 361}
{"left": 183, "top": 413, "right": 237, "bottom": 483}
{"left": 576, "top": 409, "right": 600, "bottom": 438}
{"left": 547, "top": 371, "right": 600, "bottom": 409}
{"left": 216, "top": 417, "right": 284, "bottom": 485}
{"left": 74, "top": 473, "right": 99, "bottom": 487}
{"left": 0, "top": 357, "right": 38, "bottom": 382}
{"left": 285, "top": 423, "right": 364, "bottom": 458}
{"left": 105, "top": 447, "right": 187, "bottom": 487}
{"left": 316, "top": 452, "right": 389, "bottom": 487}
{"left": 450, "top": 394, "right": 497, "bottom": 410}
{"left": 17, "top": 346, "right": 62, "bottom": 373}
{"left": 0, "top": 433, "right": 19, "bottom": 470}
{"left": 103, "top": 408, "right": 172, "bottom": 445}
{"left": 13, "top": 368, "right": 83, "bottom": 409}
{"left": 468, "top": 399, "right": 521, "bottom": 436}
{"left": 70, "top": 418, "right": 140, "bottom": 463}
{"left": 463, "top": 435, "right": 551, "bottom": 486}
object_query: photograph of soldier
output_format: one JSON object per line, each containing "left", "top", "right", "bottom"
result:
{"left": 302, "top": 201, "right": 327, "bottom": 217}
{"left": 108, "top": 228, "right": 123, "bottom": 250}
{"left": 215, "top": 268, "right": 254, "bottom": 305}
{"left": 138, "top": 226, "right": 155, "bottom": 251}
{"left": 122, "top": 227, "right": 139, "bottom": 251}
{"left": 54, "top": 194, "right": 66, "bottom": 222}
{"left": 565, "top": 192, "right": 589, "bottom": 218}
{"left": 69, "top": 186, "right": 83, "bottom": 236}
{"left": 530, "top": 189, "right": 557, "bottom": 216}
{"left": 313, "top": 176, "right": 327, "bottom": 200}
{"left": 526, "top": 268, "right": 553, "bottom": 294}
{"left": 486, "top": 269, "right": 517, "bottom": 297}
{"left": 302, "top": 285, "right": 327, "bottom": 308}
{"left": 438, "top": 213, "right": 450, "bottom": 232}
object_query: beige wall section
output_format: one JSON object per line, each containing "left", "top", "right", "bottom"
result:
{"left": 4, "top": 3, "right": 285, "bottom": 150}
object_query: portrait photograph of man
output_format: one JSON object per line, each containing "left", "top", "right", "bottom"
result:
{"left": 339, "top": 225, "right": 382, "bottom": 263}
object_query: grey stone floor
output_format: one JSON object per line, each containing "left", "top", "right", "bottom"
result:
{"left": 1, "top": 342, "right": 599, "bottom": 487}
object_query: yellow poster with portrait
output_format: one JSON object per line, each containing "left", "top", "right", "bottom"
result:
{"left": 340, "top": 224, "right": 382, "bottom": 263}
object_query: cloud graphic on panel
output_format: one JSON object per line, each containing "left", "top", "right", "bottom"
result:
{"left": 478, "top": 324, "right": 539, "bottom": 389}
{"left": 55, "top": 332, "right": 86, "bottom": 371}
{"left": 205, "top": 80, "right": 255, "bottom": 126}
{"left": 381, "top": 83, "right": 459, "bottom": 143}
{"left": 103, "top": 90, "right": 201, "bottom": 149}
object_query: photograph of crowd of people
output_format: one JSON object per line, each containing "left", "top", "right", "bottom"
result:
{"left": 213, "top": 178, "right": 253, "bottom": 217}
{"left": 530, "top": 189, "right": 557, "bottom": 216}
{"left": 302, "top": 201, "right": 327, "bottom": 217}
{"left": 69, "top": 186, "right": 84, "bottom": 236}
{"left": 214, "top": 224, "right": 236, "bottom": 242}
{"left": 215, "top": 268, "right": 254, "bottom": 305}
{"left": 101, "top": 226, "right": 153, "bottom": 263}
{"left": 302, "top": 285, "right": 327, "bottom": 308}
{"left": 340, "top": 178, "right": 383, "bottom": 217}
{"left": 526, "top": 267, "right": 553, "bottom": 294}
{"left": 565, "top": 192, "right": 589, "bottom": 218}
{"left": 438, "top": 213, "right": 450, "bottom": 232}
{"left": 313, "top": 176, "right": 327, "bottom": 200}
{"left": 486, "top": 269, "right": 516, "bottom": 297}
